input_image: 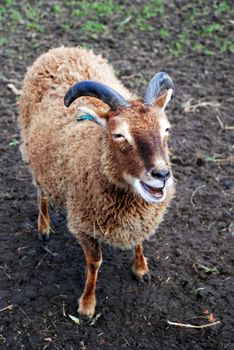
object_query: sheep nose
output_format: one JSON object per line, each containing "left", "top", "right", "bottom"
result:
{"left": 151, "top": 169, "right": 170, "bottom": 180}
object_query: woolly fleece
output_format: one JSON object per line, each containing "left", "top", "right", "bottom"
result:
{"left": 19, "top": 47, "right": 175, "bottom": 249}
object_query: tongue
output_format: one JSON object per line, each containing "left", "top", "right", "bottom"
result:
{"left": 142, "top": 182, "right": 163, "bottom": 197}
{"left": 148, "top": 187, "right": 163, "bottom": 197}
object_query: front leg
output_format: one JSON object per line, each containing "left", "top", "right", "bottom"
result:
{"left": 132, "top": 244, "right": 149, "bottom": 281}
{"left": 37, "top": 188, "right": 51, "bottom": 241}
{"left": 78, "top": 236, "right": 102, "bottom": 319}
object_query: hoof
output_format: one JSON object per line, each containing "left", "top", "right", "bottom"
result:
{"left": 78, "top": 313, "right": 93, "bottom": 325}
{"left": 133, "top": 271, "right": 151, "bottom": 285}
{"left": 78, "top": 296, "right": 96, "bottom": 320}
{"left": 140, "top": 271, "right": 151, "bottom": 285}
{"left": 132, "top": 266, "right": 151, "bottom": 285}
{"left": 38, "top": 231, "right": 51, "bottom": 242}
{"left": 38, "top": 224, "right": 51, "bottom": 241}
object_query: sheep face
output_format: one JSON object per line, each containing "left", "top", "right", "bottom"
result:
{"left": 106, "top": 101, "right": 173, "bottom": 204}
{"left": 66, "top": 74, "right": 175, "bottom": 205}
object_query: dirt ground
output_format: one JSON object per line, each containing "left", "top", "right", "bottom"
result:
{"left": 0, "top": 1, "right": 234, "bottom": 349}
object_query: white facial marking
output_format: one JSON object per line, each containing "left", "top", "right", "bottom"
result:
{"left": 158, "top": 115, "right": 171, "bottom": 138}
{"left": 135, "top": 180, "right": 166, "bottom": 203}
{"left": 113, "top": 121, "right": 134, "bottom": 145}
{"left": 123, "top": 173, "right": 173, "bottom": 204}
{"left": 154, "top": 159, "right": 167, "bottom": 168}
{"left": 167, "top": 176, "right": 174, "bottom": 187}
{"left": 144, "top": 176, "right": 165, "bottom": 188}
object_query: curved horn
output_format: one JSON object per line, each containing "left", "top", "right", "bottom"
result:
{"left": 64, "top": 80, "right": 130, "bottom": 110}
{"left": 144, "top": 72, "right": 175, "bottom": 106}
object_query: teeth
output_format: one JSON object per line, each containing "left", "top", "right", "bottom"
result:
{"left": 141, "top": 182, "right": 164, "bottom": 198}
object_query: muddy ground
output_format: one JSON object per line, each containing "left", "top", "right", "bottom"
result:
{"left": 0, "top": 0, "right": 234, "bottom": 349}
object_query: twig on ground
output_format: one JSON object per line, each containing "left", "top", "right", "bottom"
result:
{"left": 0, "top": 265, "right": 12, "bottom": 280}
{"left": 7, "top": 83, "right": 22, "bottom": 96}
{"left": 206, "top": 156, "right": 234, "bottom": 164}
{"left": 167, "top": 320, "right": 221, "bottom": 328}
{"left": 62, "top": 301, "right": 66, "bottom": 317}
{"left": 123, "top": 337, "right": 130, "bottom": 346}
{"left": 216, "top": 115, "right": 224, "bottom": 129}
{"left": 17, "top": 246, "right": 29, "bottom": 252}
{"left": 182, "top": 98, "right": 220, "bottom": 113}
{"left": 20, "top": 307, "right": 32, "bottom": 322}
{"left": 216, "top": 115, "right": 234, "bottom": 130}
{"left": 42, "top": 245, "right": 59, "bottom": 257}
{"left": 190, "top": 185, "right": 206, "bottom": 207}
{"left": 36, "top": 253, "right": 48, "bottom": 270}
{"left": 0, "top": 304, "right": 13, "bottom": 313}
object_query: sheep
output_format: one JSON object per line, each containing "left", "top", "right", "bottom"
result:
{"left": 19, "top": 46, "right": 176, "bottom": 319}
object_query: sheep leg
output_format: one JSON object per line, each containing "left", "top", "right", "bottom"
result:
{"left": 132, "top": 244, "right": 150, "bottom": 283}
{"left": 37, "top": 189, "right": 51, "bottom": 241}
{"left": 78, "top": 236, "right": 102, "bottom": 319}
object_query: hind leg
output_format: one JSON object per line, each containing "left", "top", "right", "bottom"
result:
{"left": 132, "top": 244, "right": 150, "bottom": 283}
{"left": 37, "top": 188, "right": 51, "bottom": 241}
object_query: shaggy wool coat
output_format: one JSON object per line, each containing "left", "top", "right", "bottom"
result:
{"left": 19, "top": 47, "right": 175, "bottom": 249}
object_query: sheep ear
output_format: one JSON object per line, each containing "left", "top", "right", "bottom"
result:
{"left": 155, "top": 88, "right": 173, "bottom": 111}
{"left": 76, "top": 107, "right": 109, "bottom": 128}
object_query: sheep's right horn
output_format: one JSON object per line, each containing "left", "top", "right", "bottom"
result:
{"left": 64, "top": 80, "right": 130, "bottom": 110}
{"left": 144, "top": 72, "right": 175, "bottom": 106}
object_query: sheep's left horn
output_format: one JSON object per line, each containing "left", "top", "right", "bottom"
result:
{"left": 144, "top": 72, "right": 175, "bottom": 106}
{"left": 64, "top": 80, "right": 130, "bottom": 110}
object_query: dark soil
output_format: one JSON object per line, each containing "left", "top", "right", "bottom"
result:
{"left": 0, "top": 1, "right": 234, "bottom": 349}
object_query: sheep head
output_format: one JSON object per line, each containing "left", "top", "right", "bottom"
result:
{"left": 64, "top": 73, "right": 175, "bottom": 204}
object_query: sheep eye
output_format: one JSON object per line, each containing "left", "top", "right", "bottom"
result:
{"left": 165, "top": 128, "right": 170, "bottom": 133}
{"left": 113, "top": 133, "right": 125, "bottom": 139}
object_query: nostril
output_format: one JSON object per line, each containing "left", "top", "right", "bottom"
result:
{"left": 151, "top": 169, "right": 170, "bottom": 180}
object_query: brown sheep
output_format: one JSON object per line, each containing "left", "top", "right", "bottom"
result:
{"left": 19, "top": 47, "right": 176, "bottom": 319}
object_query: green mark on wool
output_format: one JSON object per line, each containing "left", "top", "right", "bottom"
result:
{"left": 76, "top": 115, "right": 95, "bottom": 123}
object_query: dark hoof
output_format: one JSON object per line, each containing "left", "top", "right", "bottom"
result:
{"left": 79, "top": 313, "right": 93, "bottom": 325}
{"left": 78, "top": 312, "right": 102, "bottom": 326}
{"left": 133, "top": 271, "right": 151, "bottom": 285}
{"left": 142, "top": 272, "right": 151, "bottom": 285}
{"left": 38, "top": 232, "right": 50, "bottom": 242}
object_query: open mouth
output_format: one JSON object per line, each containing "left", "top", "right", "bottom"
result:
{"left": 140, "top": 181, "right": 164, "bottom": 199}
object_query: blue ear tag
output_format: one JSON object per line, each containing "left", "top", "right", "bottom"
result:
{"left": 76, "top": 115, "right": 96, "bottom": 123}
